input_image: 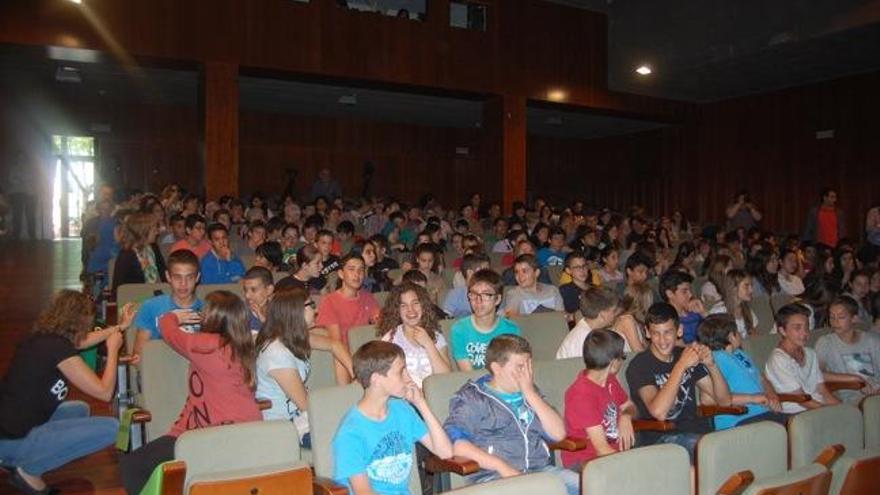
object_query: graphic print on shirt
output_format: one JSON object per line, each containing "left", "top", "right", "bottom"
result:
{"left": 602, "top": 402, "right": 620, "bottom": 441}
{"left": 50, "top": 378, "right": 69, "bottom": 401}
{"left": 366, "top": 431, "right": 412, "bottom": 485}
{"left": 465, "top": 342, "right": 489, "bottom": 368}
{"left": 521, "top": 297, "right": 556, "bottom": 315}
{"left": 842, "top": 353, "right": 876, "bottom": 378}
{"left": 184, "top": 370, "right": 211, "bottom": 430}
{"left": 653, "top": 368, "right": 694, "bottom": 420}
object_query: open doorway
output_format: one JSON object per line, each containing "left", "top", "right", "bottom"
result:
{"left": 52, "top": 135, "right": 96, "bottom": 239}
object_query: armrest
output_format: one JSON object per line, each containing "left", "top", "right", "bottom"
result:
{"left": 132, "top": 410, "right": 153, "bottom": 423}
{"left": 716, "top": 470, "right": 755, "bottom": 495}
{"left": 160, "top": 460, "right": 186, "bottom": 495}
{"left": 257, "top": 399, "right": 272, "bottom": 411}
{"left": 813, "top": 444, "right": 845, "bottom": 468}
{"left": 825, "top": 379, "right": 866, "bottom": 392}
{"left": 777, "top": 393, "right": 812, "bottom": 403}
{"left": 698, "top": 405, "right": 748, "bottom": 417}
{"left": 632, "top": 419, "right": 675, "bottom": 432}
{"left": 548, "top": 436, "right": 588, "bottom": 452}
{"left": 313, "top": 476, "right": 348, "bottom": 495}
{"left": 424, "top": 454, "right": 480, "bottom": 476}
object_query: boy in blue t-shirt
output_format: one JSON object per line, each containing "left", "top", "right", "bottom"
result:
{"left": 450, "top": 269, "right": 521, "bottom": 370}
{"left": 535, "top": 226, "right": 568, "bottom": 268}
{"left": 697, "top": 314, "right": 787, "bottom": 429}
{"left": 132, "top": 249, "right": 203, "bottom": 359}
{"left": 333, "top": 341, "right": 452, "bottom": 495}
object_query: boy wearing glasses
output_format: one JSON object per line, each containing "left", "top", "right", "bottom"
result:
{"left": 559, "top": 252, "right": 592, "bottom": 318}
{"left": 450, "top": 269, "right": 521, "bottom": 370}
{"left": 442, "top": 253, "right": 491, "bottom": 319}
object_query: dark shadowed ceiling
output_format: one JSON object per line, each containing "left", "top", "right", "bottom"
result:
{"left": 2, "top": 0, "right": 879, "bottom": 139}
{"left": 573, "top": 0, "right": 880, "bottom": 101}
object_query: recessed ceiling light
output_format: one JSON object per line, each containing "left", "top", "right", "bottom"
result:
{"left": 547, "top": 89, "right": 567, "bottom": 102}
{"left": 68, "top": 0, "right": 83, "bottom": 4}
{"left": 635, "top": 65, "right": 653, "bottom": 76}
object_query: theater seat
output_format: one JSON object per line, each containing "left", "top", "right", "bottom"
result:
{"left": 788, "top": 404, "right": 880, "bottom": 495}
{"left": 347, "top": 324, "right": 379, "bottom": 354}
{"left": 863, "top": 395, "right": 880, "bottom": 449}
{"left": 509, "top": 312, "right": 569, "bottom": 361}
{"left": 697, "top": 421, "right": 789, "bottom": 495}
{"left": 195, "top": 283, "right": 244, "bottom": 300}
{"left": 133, "top": 340, "right": 189, "bottom": 447}
{"left": 581, "top": 444, "right": 690, "bottom": 495}
{"left": 172, "top": 421, "right": 307, "bottom": 493}
{"left": 442, "top": 471, "right": 566, "bottom": 495}
{"left": 718, "top": 463, "right": 832, "bottom": 495}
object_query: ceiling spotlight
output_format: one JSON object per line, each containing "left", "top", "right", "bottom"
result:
{"left": 68, "top": 0, "right": 83, "bottom": 4}
{"left": 635, "top": 65, "right": 653, "bottom": 76}
{"left": 547, "top": 89, "right": 567, "bottom": 102}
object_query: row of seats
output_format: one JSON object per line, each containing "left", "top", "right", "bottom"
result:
{"left": 144, "top": 343, "right": 880, "bottom": 494}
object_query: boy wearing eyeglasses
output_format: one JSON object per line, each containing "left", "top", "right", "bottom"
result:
{"left": 450, "top": 269, "right": 521, "bottom": 370}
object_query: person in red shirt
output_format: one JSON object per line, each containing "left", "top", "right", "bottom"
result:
{"left": 562, "top": 328, "right": 636, "bottom": 469}
{"left": 169, "top": 214, "right": 211, "bottom": 260}
{"left": 119, "top": 290, "right": 261, "bottom": 494}
{"left": 316, "top": 253, "right": 380, "bottom": 384}
{"left": 803, "top": 188, "right": 845, "bottom": 248}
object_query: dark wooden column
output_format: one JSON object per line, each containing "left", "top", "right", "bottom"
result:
{"left": 484, "top": 95, "right": 527, "bottom": 213}
{"left": 201, "top": 61, "right": 239, "bottom": 200}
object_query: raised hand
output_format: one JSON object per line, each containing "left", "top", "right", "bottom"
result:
{"left": 118, "top": 302, "right": 138, "bottom": 329}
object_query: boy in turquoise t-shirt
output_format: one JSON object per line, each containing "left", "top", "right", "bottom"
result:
{"left": 332, "top": 341, "right": 452, "bottom": 494}
{"left": 450, "top": 269, "right": 521, "bottom": 370}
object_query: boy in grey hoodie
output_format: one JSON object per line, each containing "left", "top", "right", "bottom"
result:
{"left": 442, "top": 334, "right": 579, "bottom": 495}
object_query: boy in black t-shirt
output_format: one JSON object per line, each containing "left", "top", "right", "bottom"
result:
{"left": 625, "top": 302, "right": 732, "bottom": 462}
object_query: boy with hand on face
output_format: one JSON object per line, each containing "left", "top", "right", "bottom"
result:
{"left": 443, "top": 334, "right": 580, "bottom": 495}
{"left": 242, "top": 266, "right": 275, "bottom": 334}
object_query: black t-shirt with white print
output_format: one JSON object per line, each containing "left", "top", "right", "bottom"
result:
{"left": 625, "top": 346, "right": 711, "bottom": 443}
{"left": 0, "top": 333, "right": 78, "bottom": 438}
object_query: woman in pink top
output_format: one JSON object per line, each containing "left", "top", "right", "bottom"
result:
{"left": 119, "top": 290, "right": 261, "bottom": 494}
{"left": 316, "top": 253, "right": 380, "bottom": 385}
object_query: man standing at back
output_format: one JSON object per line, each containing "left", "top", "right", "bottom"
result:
{"left": 802, "top": 188, "right": 845, "bottom": 248}
{"left": 310, "top": 167, "right": 342, "bottom": 201}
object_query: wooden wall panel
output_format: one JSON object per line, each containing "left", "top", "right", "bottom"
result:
{"left": 0, "top": 0, "right": 605, "bottom": 100}
{"left": 239, "top": 111, "right": 499, "bottom": 207}
{"left": 528, "top": 71, "right": 880, "bottom": 240}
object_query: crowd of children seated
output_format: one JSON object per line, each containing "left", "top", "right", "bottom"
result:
{"left": 1, "top": 183, "right": 880, "bottom": 494}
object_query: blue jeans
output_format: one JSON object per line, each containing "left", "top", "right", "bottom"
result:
{"left": 654, "top": 431, "right": 701, "bottom": 464}
{"left": 0, "top": 401, "right": 119, "bottom": 475}
{"left": 477, "top": 465, "right": 580, "bottom": 495}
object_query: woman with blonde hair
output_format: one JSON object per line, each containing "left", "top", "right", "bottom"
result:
{"left": 111, "top": 212, "right": 166, "bottom": 296}
{"left": 0, "top": 291, "right": 136, "bottom": 494}
{"left": 377, "top": 282, "right": 451, "bottom": 387}
{"left": 613, "top": 282, "right": 651, "bottom": 352}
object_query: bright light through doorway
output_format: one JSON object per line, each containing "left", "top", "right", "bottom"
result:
{"left": 52, "top": 135, "right": 95, "bottom": 238}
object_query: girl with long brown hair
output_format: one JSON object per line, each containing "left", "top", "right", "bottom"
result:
{"left": 255, "top": 288, "right": 352, "bottom": 447}
{"left": 377, "top": 282, "right": 451, "bottom": 387}
{"left": 119, "top": 290, "right": 261, "bottom": 494}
